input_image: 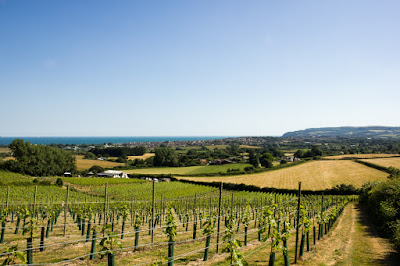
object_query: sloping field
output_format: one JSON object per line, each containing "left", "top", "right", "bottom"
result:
{"left": 124, "top": 163, "right": 252, "bottom": 175}
{"left": 359, "top": 157, "right": 400, "bottom": 169}
{"left": 177, "top": 160, "right": 388, "bottom": 190}
{"left": 324, "top": 154, "right": 399, "bottom": 160}
{"left": 75, "top": 155, "right": 124, "bottom": 170}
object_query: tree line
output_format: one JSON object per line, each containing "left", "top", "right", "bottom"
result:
{"left": 89, "top": 146, "right": 147, "bottom": 158}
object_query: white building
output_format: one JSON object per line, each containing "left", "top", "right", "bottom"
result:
{"left": 97, "top": 170, "right": 128, "bottom": 178}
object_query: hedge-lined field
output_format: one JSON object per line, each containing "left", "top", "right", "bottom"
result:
{"left": 323, "top": 154, "right": 399, "bottom": 160}
{"left": 358, "top": 157, "right": 400, "bottom": 169}
{"left": 177, "top": 160, "right": 389, "bottom": 190}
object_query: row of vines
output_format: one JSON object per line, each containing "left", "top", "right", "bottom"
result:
{"left": 0, "top": 179, "right": 356, "bottom": 265}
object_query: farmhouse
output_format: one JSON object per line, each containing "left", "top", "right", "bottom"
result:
{"left": 97, "top": 170, "right": 128, "bottom": 178}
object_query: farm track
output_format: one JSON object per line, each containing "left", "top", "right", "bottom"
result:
{"left": 298, "top": 202, "right": 400, "bottom": 266}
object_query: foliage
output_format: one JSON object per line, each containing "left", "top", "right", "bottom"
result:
{"left": 163, "top": 206, "right": 177, "bottom": 242}
{"left": 84, "top": 152, "right": 96, "bottom": 159}
{"left": 22, "top": 211, "right": 37, "bottom": 238}
{"left": 202, "top": 214, "right": 215, "bottom": 236}
{"left": 90, "top": 146, "right": 147, "bottom": 157}
{"left": 242, "top": 205, "right": 251, "bottom": 227}
{"left": 360, "top": 179, "right": 400, "bottom": 247}
{"left": 153, "top": 148, "right": 179, "bottom": 167}
{"left": 1, "top": 245, "right": 26, "bottom": 265}
{"left": 99, "top": 224, "right": 122, "bottom": 256}
{"left": 56, "top": 177, "right": 63, "bottom": 187}
{"left": 223, "top": 213, "right": 247, "bottom": 266}
{"left": 260, "top": 158, "right": 273, "bottom": 168}
{"left": 249, "top": 150, "right": 260, "bottom": 168}
{"left": 388, "top": 166, "right": 400, "bottom": 178}
{"left": 88, "top": 165, "right": 105, "bottom": 174}
{"left": 5, "top": 139, "right": 76, "bottom": 176}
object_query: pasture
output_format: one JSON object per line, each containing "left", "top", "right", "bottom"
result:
{"left": 75, "top": 155, "right": 125, "bottom": 170}
{"left": 323, "top": 154, "right": 399, "bottom": 160}
{"left": 176, "top": 160, "right": 389, "bottom": 190}
{"left": 359, "top": 157, "right": 400, "bottom": 169}
{"left": 124, "top": 163, "right": 252, "bottom": 175}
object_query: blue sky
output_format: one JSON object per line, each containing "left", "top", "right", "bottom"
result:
{"left": 1, "top": 0, "right": 399, "bottom": 137}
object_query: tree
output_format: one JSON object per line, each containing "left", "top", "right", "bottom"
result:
{"left": 7, "top": 139, "right": 76, "bottom": 176}
{"left": 261, "top": 153, "right": 274, "bottom": 162}
{"left": 294, "top": 150, "right": 306, "bottom": 158}
{"left": 311, "top": 145, "right": 323, "bottom": 157}
{"left": 249, "top": 150, "right": 260, "bottom": 168}
{"left": 116, "top": 156, "right": 127, "bottom": 163}
{"left": 153, "top": 148, "right": 178, "bottom": 167}
{"left": 260, "top": 158, "right": 273, "bottom": 168}
{"left": 84, "top": 152, "right": 96, "bottom": 160}
{"left": 89, "top": 165, "right": 104, "bottom": 174}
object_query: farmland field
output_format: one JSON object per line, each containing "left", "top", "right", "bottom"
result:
{"left": 0, "top": 147, "right": 10, "bottom": 153}
{"left": 1, "top": 156, "right": 15, "bottom": 161}
{"left": 323, "top": 154, "right": 399, "bottom": 160}
{"left": 176, "top": 160, "right": 389, "bottom": 190}
{"left": 127, "top": 153, "right": 155, "bottom": 161}
{"left": 75, "top": 155, "right": 125, "bottom": 170}
{"left": 124, "top": 163, "right": 252, "bottom": 175}
{"left": 359, "top": 157, "right": 400, "bottom": 169}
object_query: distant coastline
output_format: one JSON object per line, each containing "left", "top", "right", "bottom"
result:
{"left": 0, "top": 136, "right": 230, "bottom": 146}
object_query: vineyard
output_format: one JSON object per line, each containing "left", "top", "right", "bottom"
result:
{"left": 0, "top": 171, "right": 356, "bottom": 265}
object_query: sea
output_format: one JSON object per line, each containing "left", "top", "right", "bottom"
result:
{"left": 0, "top": 136, "right": 230, "bottom": 146}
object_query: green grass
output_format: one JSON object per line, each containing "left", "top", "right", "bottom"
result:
{"left": 124, "top": 163, "right": 252, "bottom": 175}
{"left": 0, "top": 171, "right": 34, "bottom": 185}
{"left": 59, "top": 176, "right": 147, "bottom": 186}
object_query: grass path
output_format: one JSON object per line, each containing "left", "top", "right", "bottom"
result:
{"left": 298, "top": 202, "right": 400, "bottom": 265}
{"left": 206, "top": 203, "right": 400, "bottom": 266}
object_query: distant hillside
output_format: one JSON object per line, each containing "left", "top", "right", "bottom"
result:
{"left": 282, "top": 126, "right": 400, "bottom": 138}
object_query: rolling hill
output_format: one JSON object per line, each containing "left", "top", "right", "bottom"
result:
{"left": 283, "top": 126, "right": 400, "bottom": 138}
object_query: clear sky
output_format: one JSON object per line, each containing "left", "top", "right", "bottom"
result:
{"left": 1, "top": 0, "right": 399, "bottom": 137}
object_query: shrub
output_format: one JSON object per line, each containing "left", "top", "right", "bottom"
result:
{"left": 56, "top": 178, "right": 64, "bottom": 187}
{"left": 244, "top": 166, "right": 255, "bottom": 172}
{"left": 360, "top": 179, "right": 400, "bottom": 247}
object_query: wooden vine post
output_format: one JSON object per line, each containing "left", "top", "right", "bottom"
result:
{"left": 63, "top": 185, "right": 69, "bottom": 237}
{"left": 6, "top": 186, "right": 9, "bottom": 209}
{"left": 320, "top": 193, "right": 324, "bottom": 239}
{"left": 216, "top": 182, "right": 223, "bottom": 254}
{"left": 104, "top": 183, "right": 108, "bottom": 231}
{"left": 294, "top": 182, "right": 302, "bottom": 264}
{"left": 90, "top": 229, "right": 96, "bottom": 260}
{"left": 193, "top": 193, "right": 197, "bottom": 240}
{"left": 151, "top": 180, "right": 155, "bottom": 244}
{"left": 27, "top": 185, "right": 38, "bottom": 265}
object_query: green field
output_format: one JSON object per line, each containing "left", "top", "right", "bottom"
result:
{"left": 124, "top": 163, "right": 252, "bottom": 175}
